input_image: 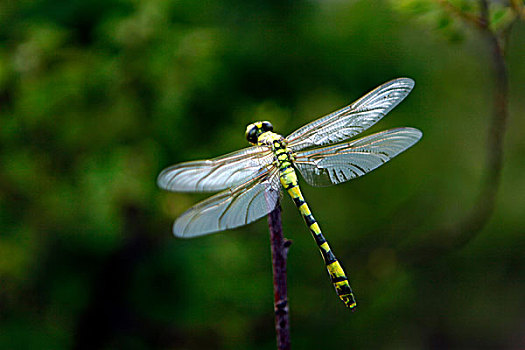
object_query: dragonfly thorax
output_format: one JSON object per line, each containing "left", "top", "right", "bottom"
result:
{"left": 257, "top": 131, "right": 295, "bottom": 172}
{"left": 257, "top": 131, "right": 288, "bottom": 149}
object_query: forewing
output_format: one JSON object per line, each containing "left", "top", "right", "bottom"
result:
{"left": 287, "top": 78, "right": 415, "bottom": 151}
{"left": 294, "top": 127, "right": 422, "bottom": 186}
{"left": 173, "top": 169, "right": 281, "bottom": 238}
{"left": 157, "top": 146, "right": 273, "bottom": 192}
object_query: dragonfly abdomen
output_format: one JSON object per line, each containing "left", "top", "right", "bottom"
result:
{"left": 280, "top": 168, "right": 357, "bottom": 309}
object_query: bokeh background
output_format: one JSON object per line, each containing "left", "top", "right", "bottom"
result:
{"left": 1, "top": 0, "right": 524, "bottom": 349}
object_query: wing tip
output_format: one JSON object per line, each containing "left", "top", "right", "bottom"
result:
{"left": 389, "top": 126, "right": 423, "bottom": 141}
{"left": 413, "top": 127, "right": 423, "bottom": 140}
{"left": 391, "top": 77, "right": 415, "bottom": 89}
{"left": 406, "top": 127, "right": 423, "bottom": 140}
{"left": 157, "top": 166, "right": 175, "bottom": 190}
{"left": 173, "top": 221, "right": 191, "bottom": 238}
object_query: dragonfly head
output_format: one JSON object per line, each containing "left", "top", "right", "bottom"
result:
{"left": 245, "top": 121, "right": 273, "bottom": 145}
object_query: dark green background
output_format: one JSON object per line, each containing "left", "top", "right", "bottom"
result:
{"left": 1, "top": 0, "right": 524, "bottom": 349}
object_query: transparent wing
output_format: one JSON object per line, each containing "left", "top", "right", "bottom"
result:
{"left": 157, "top": 146, "right": 274, "bottom": 192}
{"left": 173, "top": 169, "right": 281, "bottom": 238}
{"left": 286, "top": 78, "right": 415, "bottom": 151}
{"left": 294, "top": 127, "right": 422, "bottom": 187}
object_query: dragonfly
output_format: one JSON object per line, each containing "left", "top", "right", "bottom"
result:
{"left": 157, "top": 78, "right": 422, "bottom": 309}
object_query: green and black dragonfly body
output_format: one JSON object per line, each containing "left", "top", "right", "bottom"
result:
{"left": 158, "top": 78, "right": 422, "bottom": 309}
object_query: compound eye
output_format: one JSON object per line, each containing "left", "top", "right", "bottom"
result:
{"left": 246, "top": 127, "right": 258, "bottom": 144}
{"left": 261, "top": 121, "right": 273, "bottom": 132}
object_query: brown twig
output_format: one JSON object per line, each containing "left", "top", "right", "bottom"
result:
{"left": 402, "top": 0, "right": 514, "bottom": 263}
{"left": 436, "top": 0, "right": 486, "bottom": 29}
{"left": 268, "top": 204, "right": 291, "bottom": 350}
{"left": 510, "top": 0, "right": 525, "bottom": 18}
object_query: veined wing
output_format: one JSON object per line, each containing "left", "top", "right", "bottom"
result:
{"left": 286, "top": 78, "right": 415, "bottom": 152}
{"left": 173, "top": 169, "right": 281, "bottom": 238}
{"left": 157, "top": 146, "right": 274, "bottom": 192}
{"left": 294, "top": 127, "right": 422, "bottom": 187}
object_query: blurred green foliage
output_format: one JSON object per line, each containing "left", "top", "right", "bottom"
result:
{"left": 0, "top": 0, "right": 524, "bottom": 349}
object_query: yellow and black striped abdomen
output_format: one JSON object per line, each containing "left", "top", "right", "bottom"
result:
{"left": 256, "top": 131, "right": 356, "bottom": 309}
{"left": 279, "top": 166, "right": 357, "bottom": 309}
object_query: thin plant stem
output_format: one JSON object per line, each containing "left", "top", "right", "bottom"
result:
{"left": 268, "top": 204, "right": 291, "bottom": 350}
